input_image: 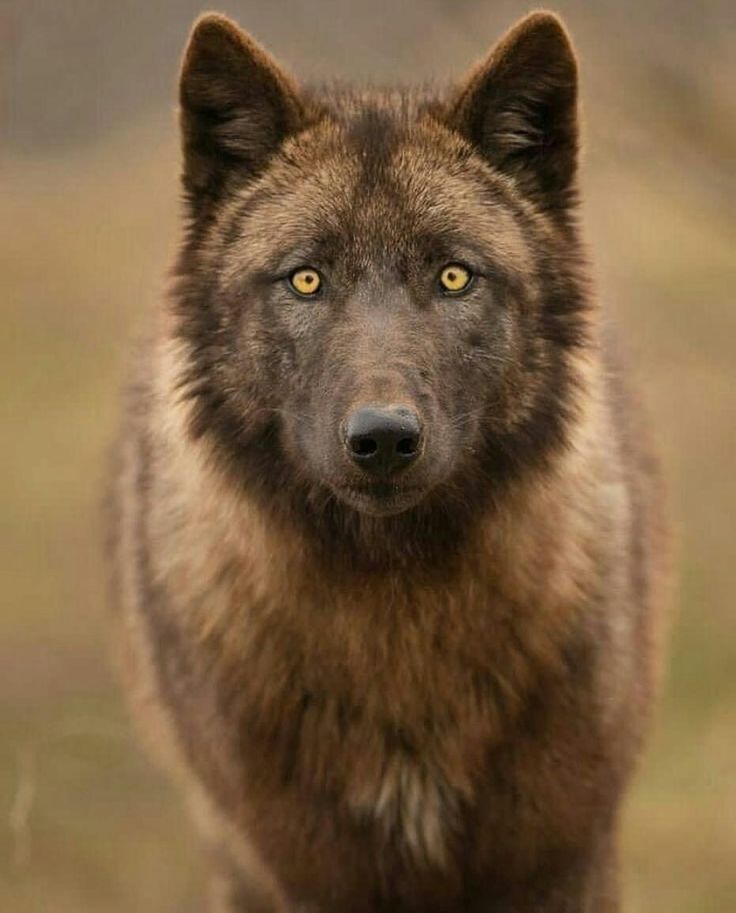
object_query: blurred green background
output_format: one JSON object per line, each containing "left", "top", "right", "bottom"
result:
{"left": 1, "top": 1, "right": 735, "bottom": 910}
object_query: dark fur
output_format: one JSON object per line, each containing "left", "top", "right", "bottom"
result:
{"left": 108, "top": 11, "right": 668, "bottom": 912}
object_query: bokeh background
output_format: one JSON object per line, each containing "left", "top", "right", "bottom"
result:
{"left": 2, "top": 1, "right": 735, "bottom": 910}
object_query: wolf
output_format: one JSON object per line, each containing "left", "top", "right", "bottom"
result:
{"left": 108, "top": 9, "right": 669, "bottom": 912}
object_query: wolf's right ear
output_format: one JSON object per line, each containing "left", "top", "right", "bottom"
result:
{"left": 179, "top": 14, "right": 304, "bottom": 212}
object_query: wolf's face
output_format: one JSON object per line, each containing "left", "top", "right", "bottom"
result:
{"left": 175, "top": 14, "right": 588, "bottom": 524}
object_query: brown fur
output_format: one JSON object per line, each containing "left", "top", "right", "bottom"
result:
{"left": 108, "top": 11, "right": 669, "bottom": 912}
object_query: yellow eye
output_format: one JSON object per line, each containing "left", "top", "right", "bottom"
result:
{"left": 439, "top": 264, "right": 472, "bottom": 294}
{"left": 289, "top": 268, "right": 322, "bottom": 297}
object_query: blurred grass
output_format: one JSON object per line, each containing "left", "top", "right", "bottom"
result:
{"left": 0, "top": 127, "right": 206, "bottom": 912}
{"left": 2, "top": 2, "right": 735, "bottom": 911}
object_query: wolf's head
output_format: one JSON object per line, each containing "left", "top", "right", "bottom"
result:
{"left": 174, "top": 12, "right": 590, "bottom": 540}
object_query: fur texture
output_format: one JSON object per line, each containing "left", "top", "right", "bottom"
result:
{"left": 108, "top": 11, "right": 669, "bottom": 912}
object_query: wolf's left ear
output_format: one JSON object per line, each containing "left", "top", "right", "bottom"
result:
{"left": 179, "top": 14, "right": 304, "bottom": 212}
{"left": 449, "top": 12, "right": 578, "bottom": 214}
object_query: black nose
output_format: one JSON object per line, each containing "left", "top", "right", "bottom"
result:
{"left": 344, "top": 406, "right": 422, "bottom": 476}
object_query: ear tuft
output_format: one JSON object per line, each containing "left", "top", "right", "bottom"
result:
{"left": 450, "top": 11, "right": 579, "bottom": 215}
{"left": 179, "top": 13, "right": 304, "bottom": 213}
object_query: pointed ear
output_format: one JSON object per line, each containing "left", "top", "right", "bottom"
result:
{"left": 449, "top": 12, "right": 579, "bottom": 214}
{"left": 179, "top": 14, "right": 304, "bottom": 212}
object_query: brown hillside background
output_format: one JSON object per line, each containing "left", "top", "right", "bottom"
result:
{"left": 1, "top": 1, "right": 734, "bottom": 910}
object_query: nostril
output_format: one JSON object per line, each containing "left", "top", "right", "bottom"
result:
{"left": 351, "top": 435, "right": 378, "bottom": 457}
{"left": 396, "top": 437, "right": 418, "bottom": 456}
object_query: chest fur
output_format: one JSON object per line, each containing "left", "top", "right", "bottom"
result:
{"left": 155, "top": 529, "right": 558, "bottom": 870}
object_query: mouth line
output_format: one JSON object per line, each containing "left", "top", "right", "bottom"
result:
{"left": 340, "top": 482, "right": 421, "bottom": 499}
{"left": 330, "top": 480, "right": 429, "bottom": 516}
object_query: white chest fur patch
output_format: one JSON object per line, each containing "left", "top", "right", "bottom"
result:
{"left": 347, "top": 752, "right": 457, "bottom": 868}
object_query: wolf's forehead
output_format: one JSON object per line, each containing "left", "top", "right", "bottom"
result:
{"left": 315, "top": 87, "right": 444, "bottom": 133}
{"left": 222, "top": 110, "right": 530, "bottom": 274}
